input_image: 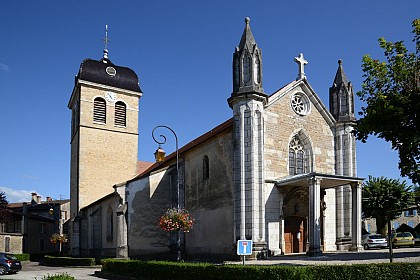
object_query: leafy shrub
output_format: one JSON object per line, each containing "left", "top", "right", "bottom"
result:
{"left": 14, "top": 253, "right": 30, "bottom": 261}
{"left": 101, "top": 259, "right": 420, "bottom": 280}
{"left": 44, "top": 255, "right": 95, "bottom": 266}
{"left": 41, "top": 273, "right": 75, "bottom": 280}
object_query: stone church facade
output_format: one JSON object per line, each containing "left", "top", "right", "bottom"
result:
{"left": 68, "top": 18, "right": 363, "bottom": 259}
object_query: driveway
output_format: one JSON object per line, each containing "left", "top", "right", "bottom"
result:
{"left": 1, "top": 262, "right": 101, "bottom": 280}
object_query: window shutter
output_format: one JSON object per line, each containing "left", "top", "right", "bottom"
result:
{"left": 93, "top": 98, "right": 106, "bottom": 123}
{"left": 115, "top": 101, "right": 126, "bottom": 127}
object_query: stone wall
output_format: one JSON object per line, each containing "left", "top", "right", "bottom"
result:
{"left": 76, "top": 84, "right": 139, "bottom": 210}
{"left": 264, "top": 82, "right": 336, "bottom": 254}
{"left": 80, "top": 193, "right": 121, "bottom": 258}
{"left": 184, "top": 128, "right": 235, "bottom": 258}
{"left": 69, "top": 82, "right": 140, "bottom": 256}
{"left": 264, "top": 85, "right": 335, "bottom": 179}
{"left": 0, "top": 234, "right": 22, "bottom": 254}
{"left": 127, "top": 170, "right": 174, "bottom": 256}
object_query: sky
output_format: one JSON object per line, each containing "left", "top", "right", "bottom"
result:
{"left": 0, "top": 1, "right": 419, "bottom": 203}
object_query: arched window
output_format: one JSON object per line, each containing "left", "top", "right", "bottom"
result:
{"left": 106, "top": 209, "right": 113, "bottom": 242}
{"left": 253, "top": 54, "right": 261, "bottom": 84}
{"left": 203, "top": 155, "right": 209, "bottom": 180}
{"left": 243, "top": 55, "right": 251, "bottom": 85}
{"left": 289, "top": 136, "right": 304, "bottom": 175}
{"left": 114, "top": 101, "right": 126, "bottom": 127}
{"left": 93, "top": 97, "right": 106, "bottom": 123}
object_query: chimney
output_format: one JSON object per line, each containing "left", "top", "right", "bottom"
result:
{"left": 31, "top": 193, "right": 38, "bottom": 205}
{"left": 46, "top": 196, "right": 52, "bottom": 202}
{"left": 36, "top": 195, "right": 41, "bottom": 204}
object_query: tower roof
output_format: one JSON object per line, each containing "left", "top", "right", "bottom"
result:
{"left": 333, "top": 59, "right": 349, "bottom": 87}
{"left": 238, "top": 17, "right": 257, "bottom": 51}
{"left": 75, "top": 25, "right": 142, "bottom": 93}
{"left": 76, "top": 58, "right": 142, "bottom": 93}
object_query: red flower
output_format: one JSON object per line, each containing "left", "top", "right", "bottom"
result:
{"left": 158, "top": 208, "right": 194, "bottom": 232}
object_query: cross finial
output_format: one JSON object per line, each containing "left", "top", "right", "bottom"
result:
{"left": 294, "top": 53, "right": 308, "bottom": 80}
{"left": 103, "top": 24, "right": 110, "bottom": 59}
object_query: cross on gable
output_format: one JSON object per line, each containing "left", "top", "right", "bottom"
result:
{"left": 294, "top": 53, "right": 308, "bottom": 80}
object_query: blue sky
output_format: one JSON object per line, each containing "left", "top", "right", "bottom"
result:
{"left": 0, "top": 1, "right": 419, "bottom": 202}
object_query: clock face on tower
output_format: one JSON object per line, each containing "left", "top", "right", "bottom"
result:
{"left": 105, "top": 92, "right": 117, "bottom": 102}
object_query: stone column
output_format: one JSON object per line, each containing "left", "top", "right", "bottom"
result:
{"left": 70, "top": 217, "right": 81, "bottom": 256}
{"left": 307, "top": 177, "right": 322, "bottom": 256}
{"left": 278, "top": 190, "right": 285, "bottom": 255}
{"left": 349, "top": 182, "right": 363, "bottom": 251}
{"left": 239, "top": 106, "right": 246, "bottom": 240}
{"left": 336, "top": 186, "right": 344, "bottom": 239}
{"left": 116, "top": 202, "right": 128, "bottom": 258}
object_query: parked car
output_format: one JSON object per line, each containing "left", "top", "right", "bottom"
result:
{"left": 362, "top": 234, "right": 387, "bottom": 250}
{"left": 390, "top": 232, "right": 415, "bottom": 248}
{"left": 0, "top": 253, "right": 21, "bottom": 275}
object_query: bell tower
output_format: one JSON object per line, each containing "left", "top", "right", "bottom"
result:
{"left": 228, "top": 17, "right": 267, "bottom": 257}
{"left": 68, "top": 27, "right": 142, "bottom": 255}
{"left": 329, "top": 59, "right": 357, "bottom": 249}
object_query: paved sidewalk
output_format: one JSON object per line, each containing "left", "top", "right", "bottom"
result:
{"left": 227, "top": 247, "right": 420, "bottom": 266}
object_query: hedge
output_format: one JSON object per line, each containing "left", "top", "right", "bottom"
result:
{"left": 14, "top": 253, "right": 30, "bottom": 261}
{"left": 101, "top": 259, "right": 420, "bottom": 280}
{"left": 44, "top": 255, "right": 95, "bottom": 266}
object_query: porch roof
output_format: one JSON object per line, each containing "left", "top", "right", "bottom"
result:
{"left": 266, "top": 172, "right": 364, "bottom": 189}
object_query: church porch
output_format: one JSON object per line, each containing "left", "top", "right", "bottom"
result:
{"left": 267, "top": 173, "right": 364, "bottom": 256}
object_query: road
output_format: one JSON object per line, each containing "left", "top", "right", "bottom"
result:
{"left": 3, "top": 247, "right": 420, "bottom": 279}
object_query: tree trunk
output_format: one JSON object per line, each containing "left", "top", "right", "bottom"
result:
{"left": 376, "top": 218, "right": 387, "bottom": 236}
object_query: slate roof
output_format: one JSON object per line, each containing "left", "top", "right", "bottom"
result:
{"left": 333, "top": 59, "right": 349, "bottom": 87}
{"left": 76, "top": 58, "right": 142, "bottom": 93}
{"left": 131, "top": 118, "right": 234, "bottom": 181}
{"left": 238, "top": 17, "right": 257, "bottom": 51}
{"left": 8, "top": 199, "right": 70, "bottom": 209}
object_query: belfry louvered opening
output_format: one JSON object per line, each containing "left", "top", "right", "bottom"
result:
{"left": 93, "top": 97, "right": 106, "bottom": 123}
{"left": 115, "top": 101, "right": 126, "bottom": 127}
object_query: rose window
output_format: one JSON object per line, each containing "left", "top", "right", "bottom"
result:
{"left": 291, "top": 93, "right": 310, "bottom": 116}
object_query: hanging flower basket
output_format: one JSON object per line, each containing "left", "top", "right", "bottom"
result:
{"left": 50, "top": 233, "right": 68, "bottom": 244}
{"left": 158, "top": 208, "right": 194, "bottom": 232}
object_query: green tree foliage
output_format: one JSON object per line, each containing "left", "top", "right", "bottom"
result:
{"left": 362, "top": 176, "right": 412, "bottom": 235}
{"left": 355, "top": 19, "right": 420, "bottom": 184}
{"left": 0, "top": 191, "right": 10, "bottom": 222}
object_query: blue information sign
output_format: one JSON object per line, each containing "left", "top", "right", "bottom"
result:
{"left": 237, "top": 240, "right": 253, "bottom": 255}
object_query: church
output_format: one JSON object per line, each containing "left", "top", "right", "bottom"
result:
{"left": 68, "top": 18, "right": 364, "bottom": 259}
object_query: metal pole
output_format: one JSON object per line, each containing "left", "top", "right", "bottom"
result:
{"left": 387, "top": 214, "right": 393, "bottom": 263}
{"left": 152, "top": 125, "right": 180, "bottom": 261}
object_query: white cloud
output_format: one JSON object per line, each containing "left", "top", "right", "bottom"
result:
{"left": 0, "top": 186, "right": 42, "bottom": 203}
{"left": 0, "top": 63, "right": 9, "bottom": 72}
{"left": 23, "top": 174, "right": 39, "bottom": 180}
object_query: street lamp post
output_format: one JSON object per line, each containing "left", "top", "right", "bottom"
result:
{"left": 152, "top": 125, "right": 181, "bottom": 261}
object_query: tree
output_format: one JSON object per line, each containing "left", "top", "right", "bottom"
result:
{"left": 362, "top": 176, "right": 413, "bottom": 235}
{"left": 0, "top": 192, "right": 11, "bottom": 224}
{"left": 355, "top": 19, "right": 420, "bottom": 184}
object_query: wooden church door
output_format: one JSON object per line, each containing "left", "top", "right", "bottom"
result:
{"left": 284, "top": 216, "right": 306, "bottom": 254}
